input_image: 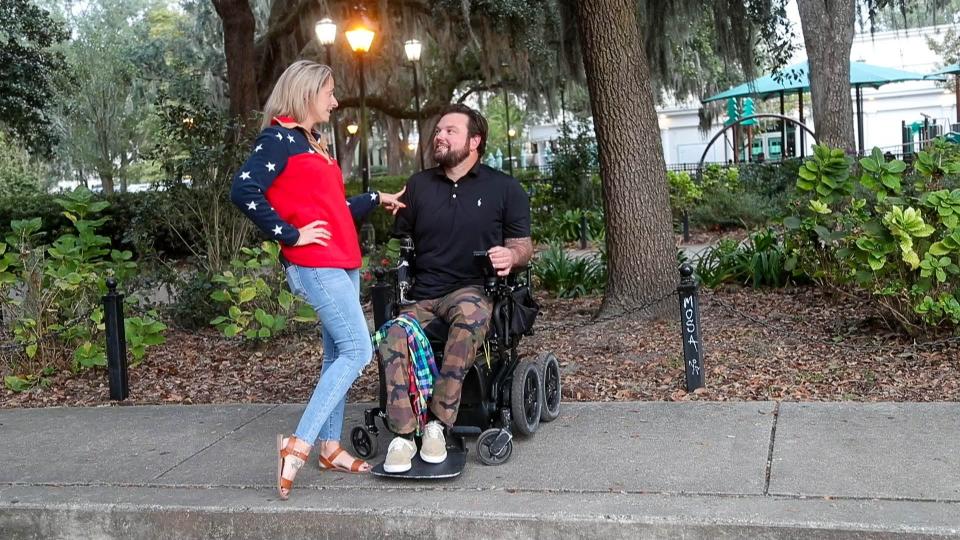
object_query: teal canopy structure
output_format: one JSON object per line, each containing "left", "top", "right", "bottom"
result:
{"left": 702, "top": 61, "right": 942, "bottom": 153}
{"left": 703, "top": 61, "right": 939, "bottom": 103}
{"left": 929, "top": 63, "right": 960, "bottom": 76}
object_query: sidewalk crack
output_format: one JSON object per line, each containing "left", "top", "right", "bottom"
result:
{"left": 763, "top": 401, "right": 781, "bottom": 496}
{"left": 152, "top": 404, "right": 279, "bottom": 481}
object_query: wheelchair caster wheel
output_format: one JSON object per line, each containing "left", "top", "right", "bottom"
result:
{"left": 477, "top": 428, "right": 512, "bottom": 465}
{"left": 536, "top": 352, "right": 562, "bottom": 422}
{"left": 350, "top": 426, "right": 378, "bottom": 459}
{"left": 511, "top": 359, "right": 542, "bottom": 436}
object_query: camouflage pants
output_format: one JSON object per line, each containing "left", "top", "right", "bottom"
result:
{"left": 379, "top": 286, "right": 492, "bottom": 434}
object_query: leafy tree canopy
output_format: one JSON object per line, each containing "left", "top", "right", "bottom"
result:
{"left": 0, "top": 0, "right": 70, "bottom": 157}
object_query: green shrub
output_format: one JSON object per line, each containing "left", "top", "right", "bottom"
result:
{"left": 533, "top": 243, "right": 606, "bottom": 298}
{"left": 0, "top": 131, "right": 48, "bottom": 197}
{"left": 534, "top": 208, "right": 605, "bottom": 244}
{"left": 148, "top": 89, "right": 257, "bottom": 275}
{"left": 166, "top": 270, "right": 220, "bottom": 330}
{"left": 0, "top": 190, "right": 200, "bottom": 260}
{"left": 1, "top": 187, "right": 166, "bottom": 390}
{"left": 784, "top": 142, "right": 960, "bottom": 330}
{"left": 208, "top": 241, "right": 316, "bottom": 340}
{"left": 680, "top": 161, "right": 797, "bottom": 230}
{"left": 689, "top": 187, "right": 781, "bottom": 229}
{"left": 667, "top": 170, "right": 703, "bottom": 217}
{"left": 696, "top": 228, "right": 792, "bottom": 288}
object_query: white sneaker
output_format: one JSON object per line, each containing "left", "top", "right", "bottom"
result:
{"left": 383, "top": 436, "right": 416, "bottom": 473}
{"left": 420, "top": 420, "right": 448, "bottom": 464}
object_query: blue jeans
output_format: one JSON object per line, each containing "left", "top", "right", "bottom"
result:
{"left": 285, "top": 265, "right": 372, "bottom": 444}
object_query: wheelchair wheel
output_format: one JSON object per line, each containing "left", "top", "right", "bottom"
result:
{"left": 536, "top": 352, "right": 562, "bottom": 422}
{"left": 350, "top": 426, "right": 378, "bottom": 459}
{"left": 511, "top": 360, "right": 542, "bottom": 436}
{"left": 477, "top": 428, "right": 513, "bottom": 465}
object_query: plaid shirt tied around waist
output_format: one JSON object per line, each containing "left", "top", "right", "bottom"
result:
{"left": 372, "top": 314, "right": 439, "bottom": 434}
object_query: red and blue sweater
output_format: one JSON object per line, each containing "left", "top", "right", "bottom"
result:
{"left": 229, "top": 117, "right": 379, "bottom": 269}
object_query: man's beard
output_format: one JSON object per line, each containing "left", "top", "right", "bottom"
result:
{"left": 433, "top": 143, "right": 471, "bottom": 168}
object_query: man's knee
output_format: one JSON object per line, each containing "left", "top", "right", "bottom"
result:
{"left": 379, "top": 325, "right": 408, "bottom": 357}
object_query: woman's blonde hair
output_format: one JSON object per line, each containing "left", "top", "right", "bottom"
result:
{"left": 260, "top": 60, "right": 334, "bottom": 130}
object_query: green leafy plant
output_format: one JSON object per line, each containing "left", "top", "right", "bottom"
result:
{"left": 209, "top": 241, "right": 316, "bottom": 340}
{"left": 537, "top": 209, "right": 605, "bottom": 244}
{"left": 796, "top": 145, "right": 854, "bottom": 204}
{"left": 667, "top": 170, "right": 703, "bottom": 216}
{"left": 533, "top": 243, "right": 606, "bottom": 298}
{"left": 124, "top": 312, "right": 167, "bottom": 365}
{"left": 695, "top": 228, "right": 791, "bottom": 288}
{"left": 784, "top": 143, "right": 960, "bottom": 331}
{"left": 1, "top": 186, "right": 165, "bottom": 390}
{"left": 858, "top": 147, "right": 906, "bottom": 201}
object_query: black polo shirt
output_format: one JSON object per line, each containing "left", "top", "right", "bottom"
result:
{"left": 393, "top": 161, "right": 531, "bottom": 300}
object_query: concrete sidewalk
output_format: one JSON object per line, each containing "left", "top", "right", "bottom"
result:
{"left": 0, "top": 402, "right": 958, "bottom": 539}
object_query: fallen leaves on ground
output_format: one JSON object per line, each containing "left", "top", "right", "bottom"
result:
{"left": 2, "top": 286, "right": 958, "bottom": 408}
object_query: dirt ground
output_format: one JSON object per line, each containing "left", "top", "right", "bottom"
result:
{"left": 4, "top": 285, "right": 958, "bottom": 408}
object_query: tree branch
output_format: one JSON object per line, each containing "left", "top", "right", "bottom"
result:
{"left": 336, "top": 96, "right": 448, "bottom": 120}
{"left": 457, "top": 83, "right": 502, "bottom": 104}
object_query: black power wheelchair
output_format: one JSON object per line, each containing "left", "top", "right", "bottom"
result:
{"left": 350, "top": 237, "right": 561, "bottom": 472}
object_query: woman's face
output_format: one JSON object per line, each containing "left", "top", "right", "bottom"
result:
{"left": 310, "top": 77, "right": 338, "bottom": 125}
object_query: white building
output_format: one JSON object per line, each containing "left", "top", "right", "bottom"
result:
{"left": 659, "top": 23, "right": 958, "bottom": 165}
{"left": 527, "top": 23, "right": 959, "bottom": 167}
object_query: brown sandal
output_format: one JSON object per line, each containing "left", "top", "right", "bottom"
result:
{"left": 318, "top": 447, "right": 370, "bottom": 474}
{"left": 276, "top": 434, "right": 310, "bottom": 500}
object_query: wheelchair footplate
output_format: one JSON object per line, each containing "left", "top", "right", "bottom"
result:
{"left": 371, "top": 447, "right": 467, "bottom": 479}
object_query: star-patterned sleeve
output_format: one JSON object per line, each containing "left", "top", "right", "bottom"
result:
{"left": 345, "top": 192, "right": 380, "bottom": 222}
{"left": 229, "top": 127, "right": 300, "bottom": 246}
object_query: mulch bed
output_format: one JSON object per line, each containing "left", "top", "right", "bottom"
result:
{"left": 2, "top": 286, "right": 959, "bottom": 408}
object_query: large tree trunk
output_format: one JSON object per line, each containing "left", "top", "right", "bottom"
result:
{"left": 98, "top": 169, "right": 115, "bottom": 195}
{"left": 797, "top": 0, "right": 856, "bottom": 152}
{"left": 340, "top": 136, "right": 360, "bottom": 181}
{"left": 574, "top": 0, "right": 676, "bottom": 319}
{"left": 212, "top": 0, "right": 259, "bottom": 122}
{"left": 386, "top": 116, "right": 403, "bottom": 175}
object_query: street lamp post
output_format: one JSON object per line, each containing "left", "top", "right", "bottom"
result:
{"left": 507, "top": 127, "right": 516, "bottom": 177}
{"left": 345, "top": 10, "right": 375, "bottom": 195}
{"left": 345, "top": 9, "right": 376, "bottom": 250}
{"left": 502, "top": 85, "right": 514, "bottom": 177}
{"left": 314, "top": 17, "right": 339, "bottom": 162}
{"left": 404, "top": 39, "right": 424, "bottom": 170}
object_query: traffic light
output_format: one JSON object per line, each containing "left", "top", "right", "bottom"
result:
{"left": 741, "top": 97, "right": 757, "bottom": 126}
{"left": 724, "top": 98, "right": 739, "bottom": 126}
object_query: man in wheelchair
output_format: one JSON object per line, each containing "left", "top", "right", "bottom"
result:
{"left": 375, "top": 104, "right": 534, "bottom": 474}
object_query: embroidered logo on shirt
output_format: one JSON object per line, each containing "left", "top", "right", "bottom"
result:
{"left": 477, "top": 198, "right": 482, "bottom": 207}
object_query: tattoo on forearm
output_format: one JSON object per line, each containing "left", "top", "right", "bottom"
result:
{"left": 505, "top": 237, "right": 533, "bottom": 267}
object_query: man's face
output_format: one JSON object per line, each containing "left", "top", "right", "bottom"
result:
{"left": 433, "top": 113, "right": 477, "bottom": 168}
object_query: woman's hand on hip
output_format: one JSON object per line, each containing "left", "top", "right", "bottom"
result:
{"left": 294, "top": 220, "right": 331, "bottom": 246}
{"left": 378, "top": 187, "right": 407, "bottom": 215}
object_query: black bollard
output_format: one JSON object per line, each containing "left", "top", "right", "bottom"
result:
{"left": 677, "top": 264, "right": 704, "bottom": 391}
{"left": 682, "top": 212, "right": 690, "bottom": 243}
{"left": 579, "top": 213, "right": 589, "bottom": 249}
{"left": 103, "top": 277, "right": 129, "bottom": 401}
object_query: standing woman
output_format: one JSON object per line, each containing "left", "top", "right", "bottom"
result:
{"left": 229, "top": 60, "right": 404, "bottom": 500}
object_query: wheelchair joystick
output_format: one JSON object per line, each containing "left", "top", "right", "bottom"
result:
{"left": 474, "top": 251, "right": 499, "bottom": 296}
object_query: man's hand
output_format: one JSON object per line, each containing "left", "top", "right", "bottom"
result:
{"left": 487, "top": 246, "right": 516, "bottom": 277}
{"left": 294, "top": 220, "right": 331, "bottom": 246}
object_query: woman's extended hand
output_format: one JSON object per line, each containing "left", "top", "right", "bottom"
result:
{"left": 294, "top": 220, "right": 331, "bottom": 246}
{"left": 378, "top": 187, "right": 407, "bottom": 215}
